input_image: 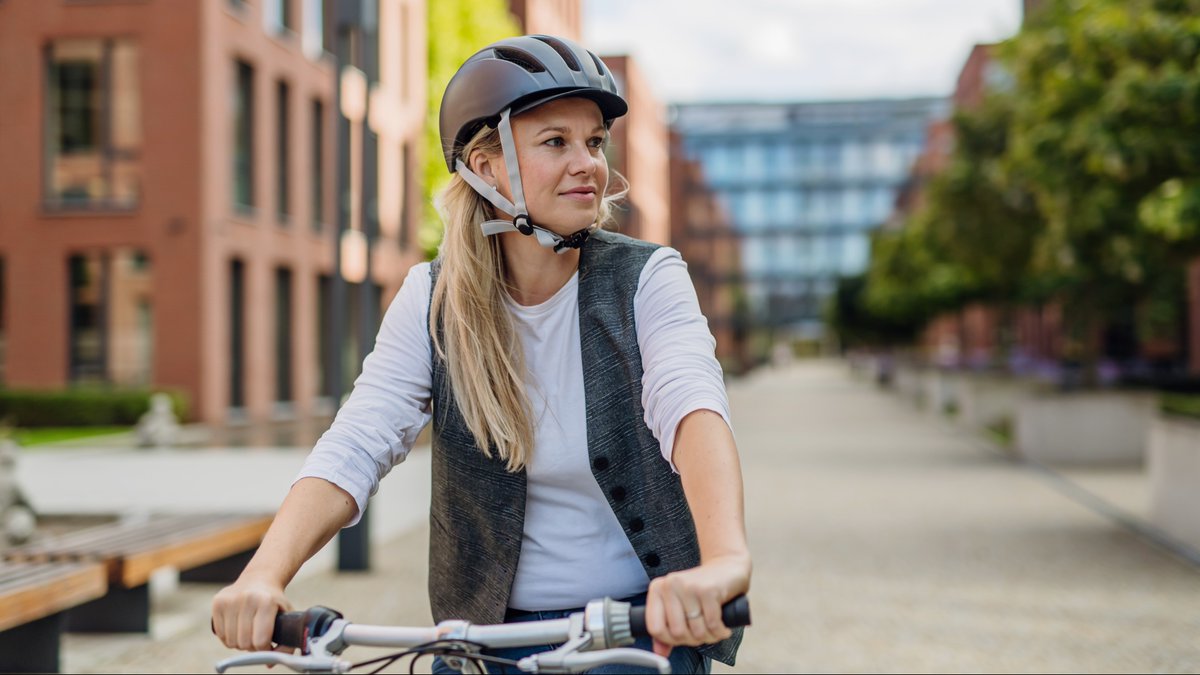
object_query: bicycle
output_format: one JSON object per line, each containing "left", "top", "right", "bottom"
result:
{"left": 215, "top": 594, "right": 750, "bottom": 674}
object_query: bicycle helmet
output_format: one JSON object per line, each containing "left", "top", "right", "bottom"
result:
{"left": 439, "top": 35, "right": 627, "bottom": 252}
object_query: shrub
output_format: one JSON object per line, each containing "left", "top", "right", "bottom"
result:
{"left": 0, "top": 389, "right": 189, "bottom": 427}
{"left": 1161, "top": 394, "right": 1200, "bottom": 421}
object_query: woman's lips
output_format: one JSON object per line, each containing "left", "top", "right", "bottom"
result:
{"left": 560, "top": 188, "right": 596, "bottom": 202}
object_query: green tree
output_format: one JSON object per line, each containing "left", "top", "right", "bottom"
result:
{"left": 863, "top": 211, "right": 980, "bottom": 331}
{"left": 420, "top": 1, "right": 520, "bottom": 259}
{"left": 918, "top": 94, "right": 1049, "bottom": 363}
{"left": 1000, "top": 0, "right": 1200, "bottom": 374}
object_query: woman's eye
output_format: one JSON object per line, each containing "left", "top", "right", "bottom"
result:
{"left": 544, "top": 137, "right": 564, "bottom": 147}
{"left": 589, "top": 136, "right": 607, "bottom": 149}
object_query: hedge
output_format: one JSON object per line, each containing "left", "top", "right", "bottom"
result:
{"left": 1161, "top": 394, "right": 1200, "bottom": 422}
{"left": 0, "top": 389, "right": 189, "bottom": 427}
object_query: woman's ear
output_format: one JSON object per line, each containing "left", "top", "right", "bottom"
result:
{"left": 468, "top": 149, "right": 498, "bottom": 186}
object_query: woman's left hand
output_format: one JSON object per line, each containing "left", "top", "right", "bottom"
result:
{"left": 643, "top": 554, "right": 752, "bottom": 657}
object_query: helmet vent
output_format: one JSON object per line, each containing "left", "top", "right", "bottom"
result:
{"left": 533, "top": 36, "right": 581, "bottom": 72}
{"left": 587, "top": 51, "right": 607, "bottom": 76}
{"left": 493, "top": 47, "right": 546, "bottom": 73}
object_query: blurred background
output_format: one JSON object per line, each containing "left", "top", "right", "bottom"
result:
{"left": 0, "top": 0, "right": 1198, "bottom": 672}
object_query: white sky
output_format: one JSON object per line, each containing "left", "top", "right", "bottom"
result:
{"left": 583, "top": 0, "right": 1023, "bottom": 103}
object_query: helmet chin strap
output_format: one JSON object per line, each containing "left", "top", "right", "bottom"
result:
{"left": 455, "top": 109, "right": 592, "bottom": 254}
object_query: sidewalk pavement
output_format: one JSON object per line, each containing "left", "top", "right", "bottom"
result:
{"left": 27, "top": 360, "right": 1200, "bottom": 672}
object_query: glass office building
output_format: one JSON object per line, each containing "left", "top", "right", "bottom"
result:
{"left": 673, "top": 98, "right": 947, "bottom": 338}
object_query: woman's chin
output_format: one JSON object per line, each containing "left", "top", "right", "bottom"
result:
{"left": 540, "top": 218, "right": 597, "bottom": 235}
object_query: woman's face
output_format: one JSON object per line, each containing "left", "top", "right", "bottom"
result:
{"left": 473, "top": 97, "right": 610, "bottom": 234}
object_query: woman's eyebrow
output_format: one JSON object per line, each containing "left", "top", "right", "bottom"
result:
{"left": 536, "top": 125, "right": 608, "bottom": 135}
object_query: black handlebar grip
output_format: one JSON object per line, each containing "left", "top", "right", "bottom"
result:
{"left": 273, "top": 611, "right": 309, "bottom": 649}
{"left": 629, "top": 595, "right": 751, "bottom": 638}
{"left": 272, "top": 606, "right": 343, "bottom": 651}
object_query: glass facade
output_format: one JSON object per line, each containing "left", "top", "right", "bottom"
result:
{"left": 675, "top": 98, "right": 946, "bottom": 336}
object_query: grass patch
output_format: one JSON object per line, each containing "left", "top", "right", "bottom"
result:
{"left": 985, "top": 417, "right": 1013, "bottom": 447}
{"left": 1161, "top": 394, "right": 1200, "bottom": 421}
{"left": 11, "top": 426, "right": 132, "bottom": 447}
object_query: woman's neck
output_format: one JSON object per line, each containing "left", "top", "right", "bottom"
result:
{"left": 499, "top": 230, "right": 581, "bottom": 306}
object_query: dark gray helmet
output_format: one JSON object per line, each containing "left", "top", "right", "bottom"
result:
{"left": 439, "top": 34, "right": 628, "bottom": 173}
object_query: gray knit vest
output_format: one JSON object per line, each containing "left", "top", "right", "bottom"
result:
{"left": 427, "top": 229, "right": 741, "bottom": 665}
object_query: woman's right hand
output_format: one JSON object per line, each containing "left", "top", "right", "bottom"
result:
{"left": 211, "top": 574, "right": 292, "bottom": 652}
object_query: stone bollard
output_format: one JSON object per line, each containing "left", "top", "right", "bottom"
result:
{"left": 137, "top": 392, "right": 180, "bottom": 448}
{"left": 0, "top": 439, "right": 36, "bottom": 545}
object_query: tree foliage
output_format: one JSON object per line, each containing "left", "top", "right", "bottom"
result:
{"left": 420, "top": 1, "right": 520, "bottom": 259}
{"left": 844, "top": 0, "right": 1200, "bottom": 362}
{"left": 1001, "top": 0, "right": 1200, "bottom": 335}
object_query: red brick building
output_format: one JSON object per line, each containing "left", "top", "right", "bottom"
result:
{"left": 508, "top": 0, "right": 582, "bottom": 39}
{"left": 668, "top": 133, "right": 748, "bottom": 373}
{"left": 0, "top": 0, "right": 427, "bottom": 424}
{"left": 600, "top": 54, "right": 672, "bottom": 246}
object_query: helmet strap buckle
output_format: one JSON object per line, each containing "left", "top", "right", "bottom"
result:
{"left": 514, "top": 214, "right": 534, "bottom": 236}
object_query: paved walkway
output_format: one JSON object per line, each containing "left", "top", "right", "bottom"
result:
{"left": 54, "top": 360, "right": 1200, "bottom": 672}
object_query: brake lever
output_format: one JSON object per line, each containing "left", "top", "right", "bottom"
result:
{"left": 214, "top": 651, "right": 351, "bottom": 674}
{"left": 560, "top": 649, "right": 671, "bottom": 674}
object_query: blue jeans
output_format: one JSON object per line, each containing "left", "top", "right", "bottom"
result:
{"left": 430, "top": 595, "right": 711, "bottom": 674}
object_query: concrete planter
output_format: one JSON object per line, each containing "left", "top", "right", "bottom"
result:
{"left": 894, "top": 363, "right": 926, "bottom": 407}
{"left": 1015, "top": 391, "right": 1156, "bottom": 465}
{"left": 923, "top": 369, "right": 962, "bottom": 416}
{"left": 956, "top": 375, "right": 1033, "bottom": 430}
{"left": 1149, "top": 414, "right": 1200, "bottom": 552}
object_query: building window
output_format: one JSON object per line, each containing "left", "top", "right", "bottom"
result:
{"left": 68, "top": 248, "right": 152, "bottom": 386}
{"left": 276, "top": 80, "right": 291, "bottom": 223}
{"left": 302, "top": 0, "right": 326, "bottom": 59}
{"left": 281, "top": 0, "right": 294, "bottom": 32}
{"left": 265, "top": 0, "right": 295, "bottom": 34}
{"left": 44, "top": 39, "right": 141, "bottom": 210}
{"left": 312, "top": 98, "right": 325, "bottom": 232}
{"left": 317, "top": 274, "right": 332, "bottom": 398}
{"left": 234, "top": 60, "right": 255, "bottom": 213}
{"left": 399, "top": 141, "right": 412, "bottom": 249}
{"left": 229, "top": 259, "right": 246, "bottom": 409}
{"left": 275, "top": 266, "right": 293, "bottom": 403}
{"left": 0, "top": 257, "right": 5, "bottom": 385}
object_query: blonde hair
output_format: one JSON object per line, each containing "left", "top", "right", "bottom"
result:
{"left": 429, "top": 124, "right": 627, "bottom": 472}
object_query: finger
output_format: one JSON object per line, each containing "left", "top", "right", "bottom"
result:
{"left": 653, "top": 637, "right": 673, "bottom": 658}
{"left": 251, "top": 601, "right": 278, "bottom": 652}
{"left": 645, "top": 580, "right": 670, "bottom": 650}
{"left": 700, "top": 595, "right": 731, "bottom": 643}
{"left": 661, "top": 582, "right": 697, "bottom": 646}
{"left": 211, "top": 597, "right": 227, "bottom": 645}
{"left": 236, "top": 597, "right": 258, "bottom": 651}
{"left": 685, "top": 602, "right": 710, "bottom": 643}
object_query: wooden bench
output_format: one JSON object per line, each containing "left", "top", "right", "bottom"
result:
{"left": 0, "top": 561, "right": 107, "bottom": 673}
{"left": 3, "top": 512, "right": 273, "bottom": 633}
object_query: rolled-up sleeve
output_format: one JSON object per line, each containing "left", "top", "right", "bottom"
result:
{"left": 635, "top": 247, "right": 732, "bottom": 472}
{"left": 296, "top": 262, "right": 433, "bottom": 525}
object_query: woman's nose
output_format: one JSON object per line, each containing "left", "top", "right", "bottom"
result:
{"left": 566, "top": 142, "right": 597, "bottom": 175}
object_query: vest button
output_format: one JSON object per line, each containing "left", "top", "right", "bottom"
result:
{"left": 629, "top": 517, "right": 644, "bottom": 532}
{"left": 593, "top": 456, "right": 610, "bottom": 471}
{"left": 610, "top": 486, "right": 627, "bottom": 501}
{"left": 644, "top": 552, "right": 660, "bottom": 567}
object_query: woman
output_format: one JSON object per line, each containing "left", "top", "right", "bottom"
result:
{"left": 212, "top": 35, "right": 750, "bottom": 674}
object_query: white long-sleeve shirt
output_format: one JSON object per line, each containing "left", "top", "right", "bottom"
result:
{"left": 297, "top": 246, "right": 732, "bottom": 610}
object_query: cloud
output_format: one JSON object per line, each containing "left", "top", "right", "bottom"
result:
{"left": 584, "top": 0, "right": 1022, "bottom": 102}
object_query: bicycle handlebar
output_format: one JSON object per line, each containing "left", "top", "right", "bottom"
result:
{"left": 628, "top": 595, "right": 751, "bottom": 637}
{"left": 272, "top": 594, "right": 750, "bottom": 650}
